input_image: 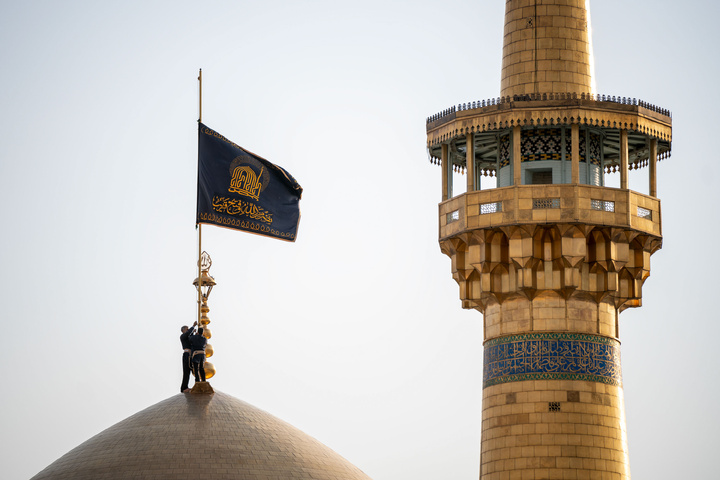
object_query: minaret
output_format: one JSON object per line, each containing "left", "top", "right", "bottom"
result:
{"left": 425, "top": 1, "right": 671, "bottom": 479}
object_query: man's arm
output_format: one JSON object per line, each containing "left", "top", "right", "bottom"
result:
{"left": 181, "top": 321, "right": 198, "bottom": 341}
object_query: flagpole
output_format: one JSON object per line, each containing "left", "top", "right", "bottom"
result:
{"left": 197, "top": 68, "right": 203, "bottom": 328}
{"left": 198, "top": 225, "right": 203, "bottom": 327}
{"left": 198, "top": 68, "right": 203, "bottom": 124}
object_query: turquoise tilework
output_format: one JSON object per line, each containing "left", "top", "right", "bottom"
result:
{"left": 483, "top": 333, "right": 622, "bottom": 388}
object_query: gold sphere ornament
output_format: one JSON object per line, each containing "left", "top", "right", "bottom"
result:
{"left": 200, "top": 315, "right": 211, "bottom": 326}
{"left": 202, "top": 327, "right": 212, "bottom": 339}
{"left": 205, "top": 344, "right": 214, "bottom": 358}
{"left": 204, "top": 361, "right": 216, "bottom": 379}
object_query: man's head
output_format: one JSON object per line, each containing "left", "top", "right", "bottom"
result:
{"left": 197, "top": 328, "right": 204, "bottom": 336}
{"left": 181, "top": 326, "right": 189, "bottom": 333}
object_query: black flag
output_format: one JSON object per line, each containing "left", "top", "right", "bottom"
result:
{"left": 197, "top": 123, "right": 302, "bottom": 241}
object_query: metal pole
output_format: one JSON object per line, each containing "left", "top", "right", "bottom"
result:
{"left": 198, "top": 68, "right": 202, "bottom": 123}
{"left": 197, "top": 68, "right": 203, "bottom": 327}
{"left": 198, "top": 225, "right": 203, "bottom": 327}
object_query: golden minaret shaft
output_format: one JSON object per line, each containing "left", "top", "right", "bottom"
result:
{"left": 501, "top": 0, "right": 593, "bottom": 97}
{"left": 425, "top": 1, "right": 672, "bottom": 478}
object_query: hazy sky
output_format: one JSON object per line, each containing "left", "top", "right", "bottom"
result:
{"left": 2, "top": 1, "right": 719, "bottom": 479}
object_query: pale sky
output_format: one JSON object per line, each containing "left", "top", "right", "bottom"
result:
{"left": 2, "top": 1, "right": 719, "bottom": 479}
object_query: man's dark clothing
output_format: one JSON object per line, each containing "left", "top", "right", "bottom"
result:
{"left": 180, "top": 327, "right": 194, "bottom": 392}
{"left": 189, "top": 333, "right": 207, "bottom": 382}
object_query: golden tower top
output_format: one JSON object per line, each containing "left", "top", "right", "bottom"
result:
{"left": 501, "top": 0, "right": 593, "bottom": 97}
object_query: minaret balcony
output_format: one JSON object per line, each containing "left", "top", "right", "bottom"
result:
{"left": 439, "top": 184, "right": 661, "bottom": 240}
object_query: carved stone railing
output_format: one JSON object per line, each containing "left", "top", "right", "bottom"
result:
{"left": 439, "top": 185, "right": 661, "bottom": 240}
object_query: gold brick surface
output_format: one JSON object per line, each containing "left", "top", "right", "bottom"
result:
{"left": 501, "top": 0, "right": 592, "bottom": 97}
{"left": 481, "top": 380, "right": 630, "bottom": 479}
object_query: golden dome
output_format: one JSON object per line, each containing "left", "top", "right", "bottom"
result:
{"left": 30, "top": 391, "right": 372, "bottom": 480}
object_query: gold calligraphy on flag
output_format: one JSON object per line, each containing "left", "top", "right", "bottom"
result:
{"left": 229, "top": 165, "right": 264, "bottom": 201}
{"left": 212, "top": 195, "right": 273, "bottom": 224}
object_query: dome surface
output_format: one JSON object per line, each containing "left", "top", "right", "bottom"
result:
{"left": 31, "top": 391, "right": 372, "bottom": 480}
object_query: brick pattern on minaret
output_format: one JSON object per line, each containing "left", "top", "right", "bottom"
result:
{"left": 502, "top": 0, "right": 593, "bottom": 97}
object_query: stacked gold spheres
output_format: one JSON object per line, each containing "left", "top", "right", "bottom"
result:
{"left": 200, "top": 298, "right": 215, "bottom": 379}
{"left": 193, "top": 253, "right": 216, "bottom": 380}
{"left": 200, "top": 301, "right": 214, "bottom": 379}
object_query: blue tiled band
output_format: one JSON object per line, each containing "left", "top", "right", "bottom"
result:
{"left": 483, "top": 333, "right": 622, "bottom": 388}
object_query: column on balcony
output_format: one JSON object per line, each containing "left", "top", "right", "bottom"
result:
{"left": 466, "top": 133, "right": 476, "bottom": 192}
{"left": 571, "top": 123, "right": 580, "bottom": 184}
{"left": 649, "top": 138, "right": 658, "bottom": 197}
{"left": 513, "top": 126, "right": 521, "bottom": 186}
{"left": 442, "top": 143, "right": 450, "bottom": 200}
{"left": 620, "top": 129, "right": 628, "bottom": 190}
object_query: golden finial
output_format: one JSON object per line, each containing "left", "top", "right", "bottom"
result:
{"left": 193, "top": 251, "right": 216, "bottom": 381}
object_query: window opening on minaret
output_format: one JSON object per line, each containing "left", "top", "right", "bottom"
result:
{"left": 530, "top": 170, "right": 552, "bottom": 185}
{"left": 494, "top": 126, "right": 606, "bottom": 187}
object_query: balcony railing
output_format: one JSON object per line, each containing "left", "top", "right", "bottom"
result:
{"left": 427, "top": 92, "right": 671, "bottom": 125}
{"left": 439, "top": 185, "right": 661, "bottom": 240}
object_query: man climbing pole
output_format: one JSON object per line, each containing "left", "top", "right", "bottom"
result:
{"left": 190, "top": 327, "right": 208, "bottom": 383}
{"left": 180, "top": 321, "right": 198, "bottom": 393}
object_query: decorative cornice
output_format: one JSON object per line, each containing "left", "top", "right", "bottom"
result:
{"left": 427, "top": 93, "right": 671, "bottom": 125}
{"left": 426, "top": 94, "right": 672, "bottom": 146}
